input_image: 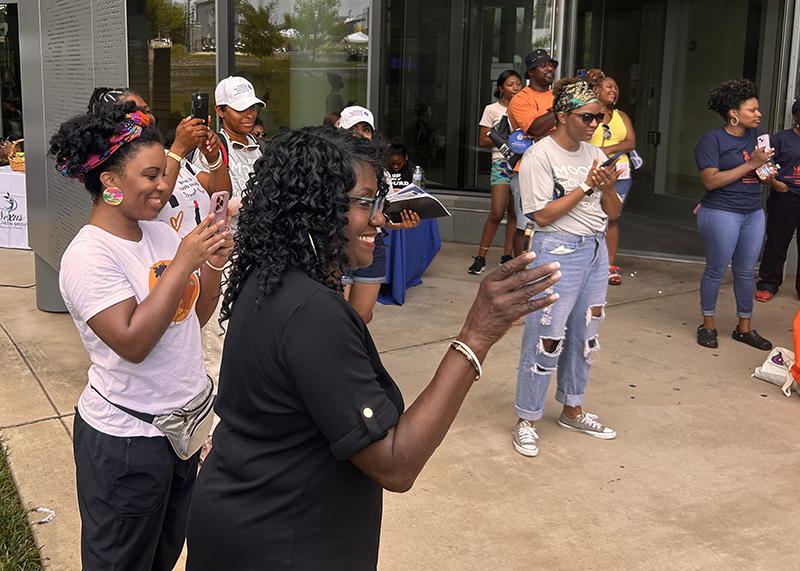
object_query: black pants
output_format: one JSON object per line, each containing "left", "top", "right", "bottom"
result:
{"left": 73, "top": 411, "right": 198, "bottom": 571}
{"left": 757, "top": 190, "right": 800, "bottom": 295}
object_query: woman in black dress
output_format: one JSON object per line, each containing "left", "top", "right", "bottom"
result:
{"left": 185, "top": 126, "right": 561, "bottom": 570}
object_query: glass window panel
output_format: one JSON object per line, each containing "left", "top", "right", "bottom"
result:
{"left": 0, "top": 3, "right": 23, "bottom": 140}
{"left": 128, "top": 0, "right": 218, "bottom": 145}
{"left": 234, "top": 0, "right": 370, "bottom": 138}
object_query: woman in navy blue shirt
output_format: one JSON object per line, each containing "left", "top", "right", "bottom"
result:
{"left": 694, "top": 79, "right": 774, "bottom": 350}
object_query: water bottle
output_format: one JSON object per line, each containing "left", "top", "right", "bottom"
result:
{"left": 412, "top": 165, "right": 424, "bottom": 190}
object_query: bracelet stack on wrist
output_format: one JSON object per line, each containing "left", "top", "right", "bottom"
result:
{"left": 449, "top": 340, "right": 482, "bottom": 381}
{"left": 200, "top": 152, "right": 224, "bottom": 171}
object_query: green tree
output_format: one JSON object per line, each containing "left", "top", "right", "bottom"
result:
{"left": 289, "top": 0, "right": 347, "bottom": 62}
{"left": 236, "top": 0, "right": 283, "bottom": 73}
{"left": 147, "top": 0, "right": 186, "bottom": 45}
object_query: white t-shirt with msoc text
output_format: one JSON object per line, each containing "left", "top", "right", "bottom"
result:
{"left": 59, "top": 221, "right": 207, "bottom": 438}
{"left": 519, "top": 136, "right": 609, "bottom": 235}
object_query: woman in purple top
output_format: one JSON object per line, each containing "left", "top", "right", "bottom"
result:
{"left": 694, "top": 79, "right": 774, "bottom": 350}
{"left": 756, "top": 99, "right": 800, "bottom": 301}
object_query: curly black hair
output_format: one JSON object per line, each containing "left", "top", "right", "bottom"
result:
{"left": 708, "top": 79, "right": 759, "bottom": 121}
{"left": 48, "top": 100, "right": 165, "bottom": 199}
{"left": 219, "top": 126, "right": 389, "bottom": 324}
{"left": 87, "top": 86, "right": 142, "bottom": 114}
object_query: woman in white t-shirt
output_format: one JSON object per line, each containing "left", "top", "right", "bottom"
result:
{"left": 87, "top": 87, "right": 233, "bottom": 239}
{"left": 49, "top": 103, "right": 233, "bottom": 571}
{"left": 468, "top": 70, "right": 522, "bottom": 275}
{"left": 512, "top": 78, "right": 622, "bottom": 459}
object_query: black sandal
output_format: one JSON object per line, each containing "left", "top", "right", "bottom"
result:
{"left": 697, "top": 325, "right": 718, "bottom": 348}
{"left": 731, "top": 328, "right": 772, "bottom": 351}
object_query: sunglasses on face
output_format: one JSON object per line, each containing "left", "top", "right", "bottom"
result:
{"left": 569, "top": 111, "right": 604, "bottom": 126}
{"left": 253, "top": 131, "right": 265, "bottom": 138}
{"left": 602, "top": 123, "right": 612, "bottom": 139}
{"left": 347, "top": 191, "right": 388, "bottom": 222}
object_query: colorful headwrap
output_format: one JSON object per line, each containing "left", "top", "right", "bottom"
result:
{"left": 61, "top": 111, "right": 151, "bottom": 182}
{"left": 552, "top": 80, "right": 599, "bottom": 114}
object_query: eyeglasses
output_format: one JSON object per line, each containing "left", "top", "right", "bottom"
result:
{"left": 252, "top": 131, "right": 265, "bottom": 139}
{"left": 602, "top": 123, "right": 612, "bottom": 139}
{"left": 569, "top": 112, "right": 604, "bottom": 126}
{"left": 347, "top": 192, "right": 388, "bottom": 222}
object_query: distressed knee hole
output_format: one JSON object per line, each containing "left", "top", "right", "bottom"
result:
{"left": 583, "top": 335, "right": 601, "bottom": 359}
{"left": 532, "top": 363, "right": 557, "bottom": 376}
{"left": 585, "top": 304, "right": 606, "bottom": 326}
{"left": 537, "top": 336, "right": 564, "bottom": 357}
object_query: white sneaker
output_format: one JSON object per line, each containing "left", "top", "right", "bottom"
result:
{"left": 512, "top": 420, "right": 539, "bottom": 457}
{"left": 557, "top": 411, "right": 616, "bottom": 439}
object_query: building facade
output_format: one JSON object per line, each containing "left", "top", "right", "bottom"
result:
{"left": 6, "top": 0, "right": 800, "bottom": 307}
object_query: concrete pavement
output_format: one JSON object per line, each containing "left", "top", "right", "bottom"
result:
{"left": 1, "top": 243, "right": 798, "bottom": 570}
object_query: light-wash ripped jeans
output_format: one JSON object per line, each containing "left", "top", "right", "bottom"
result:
{"left": 515, "top": 230, "right": 609, "bottom": 421}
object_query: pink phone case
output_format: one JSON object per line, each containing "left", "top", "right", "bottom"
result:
{"left": 210, "top": 191, "right": 229, "bottom": 232}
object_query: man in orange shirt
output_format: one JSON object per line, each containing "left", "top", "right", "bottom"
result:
{"left": 508, "top": 49, "right": 558, "bottom": 254}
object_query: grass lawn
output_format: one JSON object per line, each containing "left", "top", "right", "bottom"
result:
{"left": 0, "top": 440, "right": 42, "bottom": 571}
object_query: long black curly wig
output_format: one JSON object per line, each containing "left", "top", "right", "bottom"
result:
{"left": 708, "top": 79, "right": 759, "bottom": 121}
{"left": 219, "top": 126, "right": 389, "bottom": 324}
{"left": 48, "top": 100, "right": 164, "bottom": 200}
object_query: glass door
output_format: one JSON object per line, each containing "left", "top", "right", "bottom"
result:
{"left": 572, "top": 0, "right": 667, "bottom": 203}
{"left": 0, "top": 3, "right": 22, "bottom": 141}
{"left": 660, "top": 0, "right": 765, "bottom": 200}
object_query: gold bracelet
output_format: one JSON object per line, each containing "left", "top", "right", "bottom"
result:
{"left": 449, "top": 340, "right": 482, "bottom": 381}
{"left": 205, "top": 260, "right": 225, "bottom": 272}
{"left": 167, "top": 151, "right": 183, "bottom": 163}
{"left": 200, "top": 152, "right": 224, "bottom": 171}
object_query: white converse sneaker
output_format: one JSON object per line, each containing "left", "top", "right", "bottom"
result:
{"left": 512, "top": 420, "right": 539, "bottom": 457}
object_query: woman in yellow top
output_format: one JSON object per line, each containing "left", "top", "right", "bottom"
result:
{"left": 586, "top": 69, "right": 636, "bottom": 285}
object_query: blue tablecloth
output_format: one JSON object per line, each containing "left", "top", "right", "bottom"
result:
{"left": 377, "top": 219, "right": 441, "bottom": 305}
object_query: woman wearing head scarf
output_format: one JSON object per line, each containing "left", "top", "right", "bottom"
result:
{"left": 185, "top": 126, "right": 561, "bottom": 570}
{"left": 50, "top": 102, "right": 233, "bottom": 570}
{"left": 512, "top": 78, "right": 622, "bottom": 458}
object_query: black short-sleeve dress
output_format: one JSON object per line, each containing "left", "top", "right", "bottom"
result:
{"left": 186, "top": 266, "right": 405, "bottom": 571}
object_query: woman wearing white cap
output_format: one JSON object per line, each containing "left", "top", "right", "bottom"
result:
{"left": 340, "top": 106, "right": 420, "bottom": 323}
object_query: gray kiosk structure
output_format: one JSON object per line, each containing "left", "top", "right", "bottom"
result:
{"left": 17, "top": 0, "right": 235, "bottom": 312}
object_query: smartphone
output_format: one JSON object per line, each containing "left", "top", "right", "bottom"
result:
{"left": 191, "top": 93, "right": 209, "bottom": 125}
{"left": 601, "top": 150, "right": 625, "bottom": 168}
{"left": 757, "top": 134, "right": 770, "bottom": 149}
{"left": 523, "top": 222, "right": 535, "bottom": 253}
{"left": 209, "top": 191, "right": 229, "bottom": 233}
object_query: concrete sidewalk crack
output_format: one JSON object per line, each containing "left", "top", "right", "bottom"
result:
{"left": 0, "top": 320, "right": 73, "bottom": 437}
{"left": 0, "top": 412, "right": 75, "bottom": 431}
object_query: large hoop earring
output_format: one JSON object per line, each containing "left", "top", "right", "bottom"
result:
{"left": 308, "top": 232, "right": 319, "bottom": 262}
{"left": 730, "top": 116, "right": 739, "bottom": 127}
{"left": 102, "top": 187, "right": 123, "bottom": 206}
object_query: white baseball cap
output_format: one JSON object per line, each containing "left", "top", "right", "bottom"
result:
{"left": 215, "top": 77, "right": 265, "bottom": 111}
{"left": 340, "top": 106, "right": 375, "bottom": 130}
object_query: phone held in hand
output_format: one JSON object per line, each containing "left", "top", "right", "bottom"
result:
{"left": 523, "top": 222, "right": 535, "bottom": 253}
{"left": 757, "top": 134, "right": 770, "bottom": 149}
{"left": 209, "top": 191, "right": 229, "bottom": 234}
{"left": 191, "top": 93, "right": 209, "bottom": 125}
{"left": 601, "top": 150, "right": 625, "bottom": 168}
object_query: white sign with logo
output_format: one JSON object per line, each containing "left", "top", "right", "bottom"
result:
{"left": 0, "top": 166, "right": 28, "bottom": 249}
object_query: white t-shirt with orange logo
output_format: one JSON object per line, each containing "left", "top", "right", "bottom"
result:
{"left": 60, "top": 221, "right": 207, "bottom": 438}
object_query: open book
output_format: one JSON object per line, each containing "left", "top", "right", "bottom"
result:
{"left": 385, "top": 184, "right": 451, "bottom": 223}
